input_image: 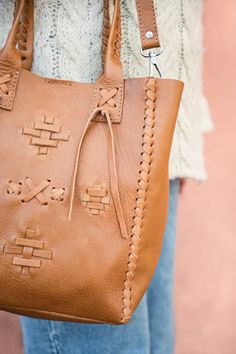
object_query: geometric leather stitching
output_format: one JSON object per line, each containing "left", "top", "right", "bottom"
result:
{"left": 1, "top": 228, "right": 52, "bottom": 275}
{"left": 81, "top": 185, "right": 110, "bottom": 215}
{"left": 121, "top": 78, "right": 157, "bottom": 323}
{"left": 0, "top": 74, "right": 11, "bottom": 95}
{"left": 99, "top": 88, "right": 118, "bottom": 109}
{"left": 21, "top": 177, "right": 51, "bottom": 205}
{"left": 7, "top": 181, "right": 22, "bottom": 195}
{"left": 7, "top": 178, "right": 66, "bottom": 205}
{"left": 51, "top": 187, "right": 66, "bottom": 202}
{"left": 93, "top": 87, "right": 119, "bottom": 123}
{"left": 91, "top": 82, "right": 123, "bottom": 124}
{"left": 23, "top": 112, "right": 70, "bottom": 155}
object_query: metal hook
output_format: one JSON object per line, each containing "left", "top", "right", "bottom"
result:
{"left": 150, "top": 56, "right": 162, "bottom": 78}
{"left": 141, "top": 47, "right": 163, "bottom": 78}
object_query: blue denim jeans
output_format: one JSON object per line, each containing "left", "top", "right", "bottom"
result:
{"left": 21, "top": 180, "right": 180, "bottom": 354}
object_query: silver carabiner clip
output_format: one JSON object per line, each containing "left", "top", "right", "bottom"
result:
{"left": 141, "top": 47, "right": 163, "bottom": 78}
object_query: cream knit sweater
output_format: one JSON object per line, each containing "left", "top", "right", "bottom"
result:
{"left": 0, "top": 0, "right": 213, "bottom": 180}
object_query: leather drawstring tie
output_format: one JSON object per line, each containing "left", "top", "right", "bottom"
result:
{"left": 68, "top": 108, "right": 128, "bottom": 239}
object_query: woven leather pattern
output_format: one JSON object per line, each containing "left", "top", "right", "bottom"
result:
{"left": 1, "top": 228, "right": 52, "bottom": 275}
{"left": 23, "top": 112, "right": 70, "bottom": 155}
{"left": 81, "top": 185, "right": 110, "bottom": 215}
{"left": 121, "top": 78, "right": 157, "bottom": 322}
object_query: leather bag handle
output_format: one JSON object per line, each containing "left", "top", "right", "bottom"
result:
{"left": 0, "top": 0, "right": 160, "bottom": 113}
{"left": 15, "top": 0, "right": 110, "bottom": 71}
{"left": 14, "top": 0, "right": 161, "bottom": 71}
{"left": 7, "top": 0, "right": 123, "bottom": 83}
{"left": 0, "top": 0, "right": 123, "bottom": 113}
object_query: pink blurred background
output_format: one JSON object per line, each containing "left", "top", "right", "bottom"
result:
{"left": 0, "top": 1, "right": 235, "bottom": 353}
{"left": 175, "top": 0, "right": 236, "bottom": 353}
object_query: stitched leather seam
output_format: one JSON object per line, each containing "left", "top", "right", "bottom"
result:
{"left": 150, "top": 1, "right": 159, "bottom": 44}
{"left": 44, "top": 79, "right": 73, "bottom": 86}
{"left": 136, "top": 1, "right": 145, "bottom": 42}
{"left": 121, "top": 78, "right": 157, "bottom": 322}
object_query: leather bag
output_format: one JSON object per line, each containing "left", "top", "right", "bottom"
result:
{"left": 0, "top": 0, "right": 183, "bottom": 324}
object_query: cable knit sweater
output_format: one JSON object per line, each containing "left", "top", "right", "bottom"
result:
{"left": 0, "top": 0, "right": 213, "bottom": 180}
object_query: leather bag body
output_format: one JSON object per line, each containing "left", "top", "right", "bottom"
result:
{"left": 0, "top": 0, "right": 183, "bottom": 324}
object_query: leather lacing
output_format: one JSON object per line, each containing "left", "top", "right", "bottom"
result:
{"left": 121, "top": 78, "right": 157, "bottom": 322}
{"left": 15, "top": 0, "right": 32, "bottom": 66}
{"left": 68, "top": 108, "right": 128, "bottom": 240}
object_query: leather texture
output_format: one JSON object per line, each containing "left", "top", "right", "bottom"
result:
{"left": 0, "top": 0, "right": 183, "bottom": 324}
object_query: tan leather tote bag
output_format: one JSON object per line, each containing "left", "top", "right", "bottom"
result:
{"left": 0, "top": 0, "right": 183, "bottom": 324}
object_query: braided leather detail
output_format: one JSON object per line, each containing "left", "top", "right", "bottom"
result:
{"left": 14, "top": 0, "right": 33, "bottom": 69}
{"left": 102, "top": 0, "right": 110, "bottom": 67}
{"left": 121, "top": 78, "right": 157, "bottom": 322}
{"left": 102, "top": 0, "right": 121, "bottom": 63}
{"left": 114, "top": 6, "right": 121, "bottom": 60}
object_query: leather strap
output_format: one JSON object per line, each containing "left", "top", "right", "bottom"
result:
{"left": 102, "top": 1, "right": 161, "bottom": 52}
{"left": 102, "top": 0, "right": 122, "bottom": 82}
{"left": 136, "top": 0, "right": 161, "bottom": 50}
{"left": 14, "top": 0, "right": 34, "bottom": 70}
